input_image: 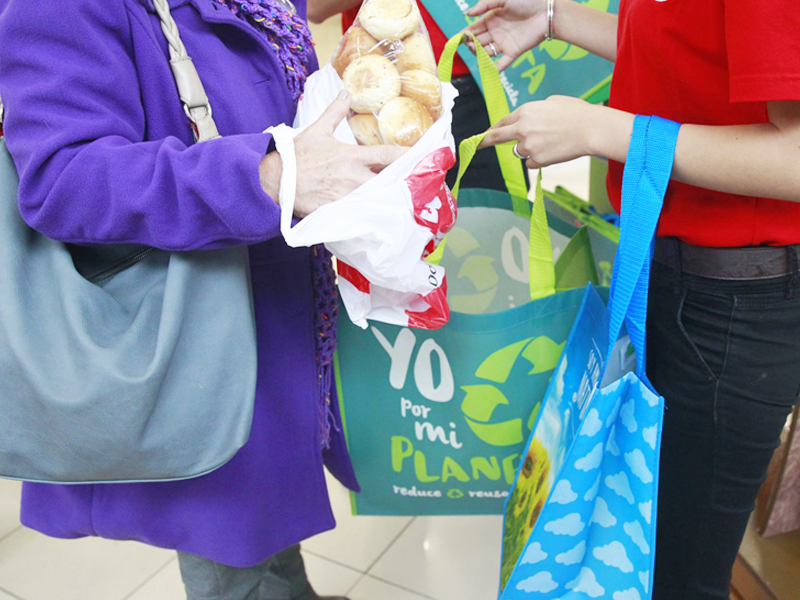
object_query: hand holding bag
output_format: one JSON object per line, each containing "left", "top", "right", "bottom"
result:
{"left": 0, "top": 0, "right": 257, "bottom": 484}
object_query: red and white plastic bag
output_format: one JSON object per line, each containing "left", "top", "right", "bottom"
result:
{"left": 266, "top": 0, "right": 458, "bottom": 330}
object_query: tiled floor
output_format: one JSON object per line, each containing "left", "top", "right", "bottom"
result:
{"left": 0, "top": 473, "right": 503, "bottom": 600}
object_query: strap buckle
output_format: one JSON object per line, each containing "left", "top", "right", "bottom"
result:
{"left": 184, "top": 104, "right": 220, "bottom": 142}
{"left": 183, "top": 102, "right": 213, "bottom": 124}
{"left": 183, "top": 103, "right": 220, "bottom": 143}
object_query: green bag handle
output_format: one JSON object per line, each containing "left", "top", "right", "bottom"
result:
{"left": 435, "top": 32, "right": 556, "bottom": 301}
{"left": 547, "top": 187, "right": 620, "bottom": 243}
{"left": 439, "top": 32, "right": 528, "bottom": 210}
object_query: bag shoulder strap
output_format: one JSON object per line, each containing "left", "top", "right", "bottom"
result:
{"left": 606, "top": 115, "right": 681, "bottom": 379}
{"left": 153, "top": 0, "right": 220, "bottom": 142}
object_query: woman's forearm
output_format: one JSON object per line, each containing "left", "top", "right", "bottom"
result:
{"left": 554, "top": 0, "right": 618, "bottom": 63}
{"left": 592, "top": 101, "right": 800, "bottom": 203}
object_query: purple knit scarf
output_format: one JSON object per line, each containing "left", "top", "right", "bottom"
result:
{"left": 311, "top": 245, "right": 339, "bottom": 448}
{"left": 219, "top": 0, "right": 339, "bottom": 447}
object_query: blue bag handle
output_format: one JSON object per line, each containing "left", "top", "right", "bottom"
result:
{"left": 606, "top": 116, "right": 681, "bottom": 378}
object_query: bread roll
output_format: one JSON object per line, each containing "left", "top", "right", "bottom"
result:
{"left": 359, "top": 0, "right": 421, "bottom": 42}
{"left": 395, "top": 33, "right": 437, "bottom": 75}
{"left": 378, "top": 97, "right": 434, "bottom": 147}
{"left": 348, "top": 114, "right": 384, "bottom": 146}
{"left": 343, "top": 55, "right": 402, "bottom": 114}
{"left": 332, "top": 26, "right": 383, "bottom": 78}
{"left": 401, "top": 69, "right": 442, "bottom": 119}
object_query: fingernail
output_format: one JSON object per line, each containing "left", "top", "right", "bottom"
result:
{"left": 338, "top": 90, "right": 350, "bottom": 100}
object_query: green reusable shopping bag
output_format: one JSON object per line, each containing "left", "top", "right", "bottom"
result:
{"left": 419, "top": 0, "right": 618, "bottom": 108}
{"left": 334, "top": 35, "right": 619, "bottom": 516}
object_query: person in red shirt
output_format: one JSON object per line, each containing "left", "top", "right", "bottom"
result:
{"left": 470, "top": 0, "right": 800, "bottom": 598}
{"left": 308, "top": 0, "right": 527, "bottom": 192}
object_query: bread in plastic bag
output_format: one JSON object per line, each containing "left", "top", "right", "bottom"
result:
{"left": 265, "top": 0, "right": 458, "bottom": 330}
{"left": 333, "top": 0, "right": 443, "bottom": 148}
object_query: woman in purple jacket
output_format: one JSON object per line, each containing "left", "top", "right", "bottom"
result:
{"left": 0, "top": 1, "right": 403, "bottom": 598}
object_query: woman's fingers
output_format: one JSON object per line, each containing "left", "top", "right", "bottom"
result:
{"left": 492, "top": 109, "right": 522, "bottom": 131}
{"left": 479, "top": 124, "right": 519, "bottom": 149}
{"left": 463, "top": 31, "right": 517, "bottom": 71}
{"left": 462, "top": 22, "right": 490, "bottom": 55}
{"left": 462, "top": 35, "right": 488, "bottom": 56}
{"left": 473, "top": 31, "right": 495, "bottom": 50}
{"left": 326, "top": 150, "right": 404, "bottom": 206}
{"left": 296, "top": 109, "right": 408, "bottom": 213}
{"left": 468, "top": 0, "right": 505, "bottom": 17}
{"left": 356, "top": 144, "right": 408, "bottom": 170}
{"left": 313, "top": 90, "right": 353, "bottom": 135}
{"left": 464, "top": 32, "right": 508, "bottom": 64}
{"left": 465, "top": 18, "right": 489, "bottom": 37}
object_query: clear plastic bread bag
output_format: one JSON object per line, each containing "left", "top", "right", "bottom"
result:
{"left": 267, "top": 0, "right": 458, "bottom": 330}
{"left": 333, "top": 0, "right": 443, "bottom": 148}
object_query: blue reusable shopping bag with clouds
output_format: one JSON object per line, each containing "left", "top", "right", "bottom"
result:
{"left": 499, "top": 116, "right": 681, "bottom": 599}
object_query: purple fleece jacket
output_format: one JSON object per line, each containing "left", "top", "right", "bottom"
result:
{"left": 0, "top": 0, "right": 359, "bottom": 567}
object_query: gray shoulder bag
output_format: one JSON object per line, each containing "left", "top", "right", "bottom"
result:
{"left": 0, "top": 0, "right": 258, "bottom": 484}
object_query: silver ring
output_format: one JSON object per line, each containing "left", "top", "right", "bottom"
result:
{"left": 513, "top": 143, "right": 530, "bottom": 161}
{"left": 487, "top": 42, "right": 499, "bottom": 57}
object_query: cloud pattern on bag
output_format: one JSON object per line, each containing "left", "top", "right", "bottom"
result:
{"left": 503, "top": 372, "right": 662, "bottom": 599}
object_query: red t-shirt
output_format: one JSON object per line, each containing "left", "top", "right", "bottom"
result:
{"left": 342, "top": 4, "right": 470, "bottom": 77}
{"left": 608, "top": 0, "right": 800, "bottom": 247}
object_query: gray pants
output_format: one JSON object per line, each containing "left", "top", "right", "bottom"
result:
{"left": 178, "top": 545, "right": 316, "bottom": 600}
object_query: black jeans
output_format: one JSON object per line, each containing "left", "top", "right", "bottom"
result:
{"left": 446, "top": 74, "right": 529, "bottom": 193}
{"left": 647, "top": 260, "right": 800, "bottom": 599}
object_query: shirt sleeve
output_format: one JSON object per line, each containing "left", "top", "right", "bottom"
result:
{"left": 724, "top": 0, "right": 800, "bottom": 103}
{"left": 0, "top": 0, "right": 281, "bottom": 251}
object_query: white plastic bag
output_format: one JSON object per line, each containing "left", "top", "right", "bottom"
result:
{"left": 267, "top": 63, "right": 458, "bottom": 330}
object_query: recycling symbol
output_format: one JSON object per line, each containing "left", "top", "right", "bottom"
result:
{"left": 447, "top": 489, "right": 465, "bottom": 500}
{"left": 460, "top": 337, "right": 565, "bottom": 447}
{"left": 444, "top": 226, "right": 503, "bottom": 315}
